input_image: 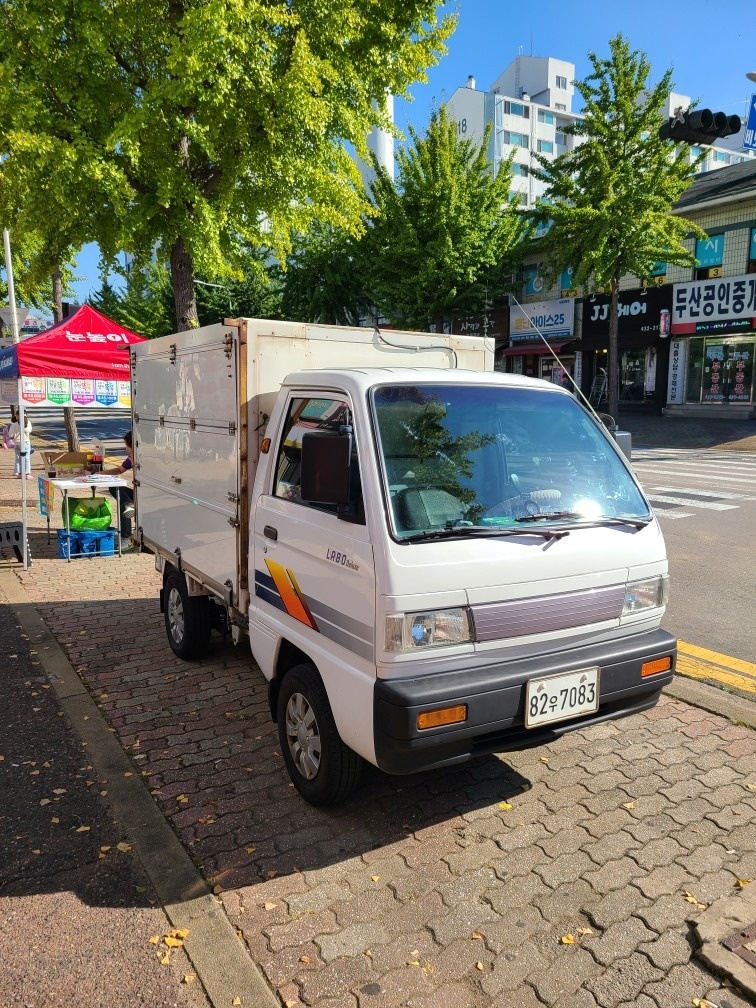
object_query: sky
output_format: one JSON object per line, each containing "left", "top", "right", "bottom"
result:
{"left": 69, "top": 0, "right": 756, "bottom": 305}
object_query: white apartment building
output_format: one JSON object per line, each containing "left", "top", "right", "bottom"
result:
{"left": 446, "top": 55, "right": 756, "bottom": 210}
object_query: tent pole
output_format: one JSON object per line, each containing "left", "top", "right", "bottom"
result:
{"left": 3, "top": 228, "right": 29, "bottom": 570}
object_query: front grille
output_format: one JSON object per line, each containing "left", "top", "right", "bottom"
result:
{"left": 471, "top": 584, "right": 625, "bottom": 642}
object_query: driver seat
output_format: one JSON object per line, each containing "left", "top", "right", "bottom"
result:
{"left": 394, "top": 487, "right": 466, "bottom": 531}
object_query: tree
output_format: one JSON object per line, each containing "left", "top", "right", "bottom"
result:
{"left": 528, "top": 35, "right": 705, "bottom": 421}
{"left": 358, "top": 106, "right": 528, "bottom": 330}
{"left": 0, "top": 0, "right": 455, "bottom": 331}
{"left": 279, "top": 223, "right": 368, "bottom": 325}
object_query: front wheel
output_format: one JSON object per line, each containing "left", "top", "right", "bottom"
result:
{"left": 164, "top": 570, "right": 212, "bottom": 659}
{"left": 277, "top": 663, "right": 362, "bottom": 806}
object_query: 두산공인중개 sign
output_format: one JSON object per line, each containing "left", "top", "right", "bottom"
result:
{"left": 671, "top": 274, "right": 756, "bottom": 335}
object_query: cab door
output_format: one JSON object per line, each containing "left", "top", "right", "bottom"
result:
{"left": 252, "top": 393, "right": 376, "bottom": 683}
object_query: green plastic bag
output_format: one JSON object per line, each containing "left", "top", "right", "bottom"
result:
{"left": 62, "top": 496, "right": 113, "bottom": 531}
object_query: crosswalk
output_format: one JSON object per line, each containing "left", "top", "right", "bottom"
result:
{"left": 631, "top": 448, "right": 756, "bottom": 521}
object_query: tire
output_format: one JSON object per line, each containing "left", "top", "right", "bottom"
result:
{"left": 164, "top": 570, "right": 212, "bottom": 660}
{"left": 277, "top": 663, "right": 362, "bottom": 806}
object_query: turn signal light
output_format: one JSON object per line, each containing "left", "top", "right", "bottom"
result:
{"left": 417, "top": 704, "right": 467, "bottom": 730}
{"left": 641, "top": 656, "right": 672, "bottom": 677}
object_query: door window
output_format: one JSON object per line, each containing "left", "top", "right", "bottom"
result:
{"left": 273, "top": 396, "right": 364, "bottom": 521}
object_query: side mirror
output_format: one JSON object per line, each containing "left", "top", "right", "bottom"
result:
{"left": 300, "top": 431, "right": 351, "bottom": 506}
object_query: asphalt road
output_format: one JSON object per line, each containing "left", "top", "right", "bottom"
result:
{"left": 0, "top": 588, "right": 210, "bottom": 1007}
{"left": 631, "top": 447, "right": 756, "bottom": 670}
{"left": 15, "top": 406, "right": 131, "bottom": 453}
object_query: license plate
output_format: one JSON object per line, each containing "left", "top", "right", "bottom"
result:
{"left": 525, "top": 667, "right": 600, "bottom": 728}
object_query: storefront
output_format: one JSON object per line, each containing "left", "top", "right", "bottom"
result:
{"left": 578, "top": 285, "right": 673, "bottom": 412}
{"left": 503, "top": 297, "right": 578, "bottom": 383}
{"left": 668, "top": 274, "right": 756, "bottom": 410}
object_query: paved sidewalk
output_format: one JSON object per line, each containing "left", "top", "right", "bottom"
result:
{"left": 1, "top": 430, "right": 755, "bottom": 1008}
{"left": 617, "top": 411, "right": 756, "bottom": 452}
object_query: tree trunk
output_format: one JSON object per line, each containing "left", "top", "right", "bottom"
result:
{"left": 170, "top": 236, "right": 199, "bottom": 330}
{"left": 607, "top": 277, "right": 620, "bottom": 423}
{"left": 52, "top": 269, "right": 81, "bottom": 452}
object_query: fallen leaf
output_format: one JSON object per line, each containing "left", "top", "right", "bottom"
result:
{"left": 265, "top": 870, "right": 278, "bottom": 879}
{"left": 50, "top": 817, "right": 59, "bottom": 824}
{"left": 540, "top": 756, "right": 550, "bottom": 763}
{"left": 52, "top": 788, "right": 66, "bottom": 795}
{"left": 498, "top": 801, "right": 512, "bottom": 810}
{"left": 736, "top": 878, "right": 751, "bottom": 888}
{"left": 561, "top": 934, "right": 576, "bottom": 944}
{"left": 371, "top": 875, "right": 380, "bottom": 882}
{"left": 471, "top": 931, "right": 483, "bottom": 940}
{"left": 263, "top": 902, "right": 277, "bottom": 910}
{"left": 232, "top": 999, "right": 241, "bottom": 1006}
{"left": 745, "top": 783, "right": 756, "bottom": 791}
{"left": 148, "top": 936, "right": 161, "bottom": 945}
{"left": 622, "top": 802, "right": 635, "bottom": 809}
{"left": 182, "top": 974, "right": 196, "bottom": 984}
{"left": 159, "top": 951, "right": 171, "bottom": 966}
{"left": 299, "top": 954, "right": 311, "bottom": 963}
{"left": 176, "top": 794, "right": 189, "bottom": 804}
{"left": 100, "top": 846, "right": 111, "bottom": 853}
{"left": 577, "top": 927, "right": 594, "bottom": 936}
{"left": 475, "top": 961, "right": 484, "bottom": 971}
{"left": 245, "top": 846, "right": 256, "bottom": 854}
{"left": 116, "top": 842, "right": 132, "bottom": 853}
{"left": 164, "top": 936, "right": 183, "bottom": 948}
{"left": 364, "top": 949, "right": 373, "bottom": 958}
{"left": 170, "top": 929, "right": 190, "bottom": 939}
{"left": 75, "top": 825, "right": 91, "bottom": 833}
{"left": 407, "top": 960, "right": 420, "bottom": 967}
{"left": 32, "top": 849, "right": 41, "bottom": 855}
{"left": 691, "top": 999, "right": 717, "bottom": 1008}
{"left": 40, "top": 799, "right": 51, "bottom": 806}
{"left": 284, "top": 1001, "right": 298, "bottom": 1008}
{"left": 213, "top": 885, "right": 224, "bottom": 894}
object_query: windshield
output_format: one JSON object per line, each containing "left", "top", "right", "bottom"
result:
{"left": 371, "top": 384, "right": 650, "bottom": 538}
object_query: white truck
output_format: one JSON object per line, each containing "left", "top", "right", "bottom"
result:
{"left": 131, "top": 318, "right": 676, "bottom": 805}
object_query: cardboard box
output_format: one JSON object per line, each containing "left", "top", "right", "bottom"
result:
{"left": 43, "top": 450, "right": 89, "bottom": 477}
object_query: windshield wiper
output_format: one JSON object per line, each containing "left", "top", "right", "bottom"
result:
{"left": 516, "top": 512, "right": 651, "bottom": 530}
{"left": 400, "top": 525, "right": 570, "bottom": 544}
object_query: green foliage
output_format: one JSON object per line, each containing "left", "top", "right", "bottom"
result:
{"left": 278, "top": 223, "right": 368, "bottom": 325}
{"left": 0, "top": 0, "right": 455, "bottom": 328}
{"left": 528, "top": 35, "right": 704, "bottom": 291}
{"left": 360, "top": 107, "right": 528, "bottom": 329}
{"left": 90, "top": 264, "right": 175, "bottom": 341}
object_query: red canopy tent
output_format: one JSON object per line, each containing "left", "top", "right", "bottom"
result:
{"left": 0, "top": 305, "right": 146, "bottom": 408}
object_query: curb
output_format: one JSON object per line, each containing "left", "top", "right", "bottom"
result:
{"left": 692, "top": 885, "right": 756, "bottom": 1000}
{"left": 664, "top": 675, "right": 756, "bottom": 732}
{"left": 0, "top": 563, "right": 279, "bottom": 1008}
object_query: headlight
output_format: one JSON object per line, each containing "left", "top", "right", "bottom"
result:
{"left": 622, "top": 575, "right": 669, "bottom": 615}
{"left": 385, "top": 608, "right": 473, "bottom": 652}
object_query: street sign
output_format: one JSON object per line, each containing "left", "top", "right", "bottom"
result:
{"left": 0, "top": 307, "right": 30, "bottom": 330}
{"left": 745, "top": 94, "right": 756, "bottom": 151}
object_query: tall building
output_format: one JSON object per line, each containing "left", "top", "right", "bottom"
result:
{"left": 446, "top": 55, "right": 755, "bottom": 209}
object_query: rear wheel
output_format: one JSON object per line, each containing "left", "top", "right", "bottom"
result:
{"left": 164, "top": 570, "right": 212, "bottom": 659}
{"left": 277, "top": 663, "right": 362, "bottom": 806}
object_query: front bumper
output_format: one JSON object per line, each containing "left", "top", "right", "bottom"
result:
{"left": 373, "top": 628, "right": 676, "bottom": 775}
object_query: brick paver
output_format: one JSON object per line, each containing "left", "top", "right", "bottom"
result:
{"left": 2, "top": 455, "right": 756, "bottom": 1008}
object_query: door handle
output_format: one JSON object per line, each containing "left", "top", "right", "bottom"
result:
{"left": 264, "top": 525, "right": 278, "bottom": 541}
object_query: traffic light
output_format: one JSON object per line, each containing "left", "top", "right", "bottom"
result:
{"left": 658, "top": 107, "right": 742, "bottom": 145}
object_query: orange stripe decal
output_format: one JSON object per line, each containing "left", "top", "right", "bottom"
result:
{"left": 264, "top": 558, "right": 318, "bottom": 630}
